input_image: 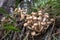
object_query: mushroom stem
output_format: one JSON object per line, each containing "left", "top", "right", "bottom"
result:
{"left": 43, "top": 18, "right": 47, "bottom": 22}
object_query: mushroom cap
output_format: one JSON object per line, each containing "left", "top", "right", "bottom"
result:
{"left": 33, "top": 17, "right": 37, "bottom": 20}
{"left": 27, "top": 20, "right": 32, "bottom": 24}
{"left": 47, "top": 21, "right": 52, "bottom": 25}
{"left": 41, "top": 22, "right": 46, "bottom": 25}
{"left": 38, "top": 10, "right": 42, "bottom": 13}
{"left": 38, "top": 17, "right": 42, "bottom": 21}
{"left": 31, "top": 12, "right": 37, "bottom": 16}
{"left": 24, "top": 23, "right": 28, "bottom": 27}
{"left": 33, "top": 23, "right": 38, "bottom": 26}
{"left": 32, "top": 25, "right": 35, "bottom": 29}
{"left": 26, "top": 16, "right": 32, "bottom": 20}
{"left": 26, "top": 17, "right": 30, "bottom": 20}
{"left": 29, "top": 16, "right": 33, "bottom": 19}
{"left": 44, "top": 13, "right": 49, "bottom": 18}
{"left": 31, "top": 31, "right": 36, "bottom": 36}
{"left": 50, "top": 18, "right": 55, "bottom": 22}
{"left": 38, "top": 13, "right": 43, "bottom": 16}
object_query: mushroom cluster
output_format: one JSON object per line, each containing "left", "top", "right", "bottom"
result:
{"left": 14, "top": 8, "right": 55, "bottom": 36}
{"left": 24, "top": 11, "right": 55, "bottom": 36}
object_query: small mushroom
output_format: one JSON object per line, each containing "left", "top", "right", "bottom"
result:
{"left": 31, "top": 31, "right": 36, "bottom": 36}
{"left": 44, "top": 13, "right": 49, "bottom": 18}
{"left": 38, "top": 10, "right": 42, "bottom": 13}
{"left": 38, "top": 10, "right": 43, "bottom": 16}
{"left": 41, "top": 22, "right": 46, "bottom": 26}
{"left": 31, "top": 12, "right": 37, "bottom": 16}
{"left": 32, "top": 25, "right": 35, "bottom": 29}
{"left": 38, "top": 12, "right": 43, "bottom": 16}
{"left": 33, "top": 23, "right": 38, "bottom": 26}
{"left": 27, "top": 20, "right": 32, "bottom": 24}
{"left": 33, "top": 17, "right": 37, "bottom": 21}
{"left": 43, "top": 13, "right": 49, "bottom": 22}
{"left": 24, "top": 23, "right": 28, "bottom": 27}
{"left": 50, "top": 18, "right": 55, "bottom": 22}
{"left": 26, "top": 16, "right": 32, "bottom": 20}
{"left": 47, "top": 21, "right": 52, "bottom": 25}
{"left": 38, "top": 17, "right": 42, "bottom": 21}
{"left": 29, "top": 16, "right": 33, "bottom": 20}
{"left": 20, "top": 14, "right": 25, "bottom": 20}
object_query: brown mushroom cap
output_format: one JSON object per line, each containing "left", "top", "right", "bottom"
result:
{"left": 44, "top": 13, "right": 49, "bottom": 18}
{"left": 31, "top": 12, "right": 37, "bottom": 16}
{"left": 38, "top": 17, "right": 42, "bottom": 21}
{"left": 33, "top": 17, "right": 37, "bottom": 20}
{"left": 31, "top": 31, "right": 36, "bottom": 36}
{"left": 24, "top": 23, "right": 28, "bottom": 27}
{"left": 47, "top": 21, "right": 52, "bottom": 25}
{"left": 41, "top": 22, "right": 46, "bottom": 25}
{"left": 26, "top": 16, "right": 32, "bottom": 20}
{"left": 38, "top": 13, "right": 43, "bottom": 16}
{"left": 38, "top": 10, "right": 42, "bottom": 13}
{"left": 33, "top": 23, "right": 38, "bottom": 26}
{"left": 32, "top": 25, "right": 35, "bottom": 29}
{"left": 29, "top": 16, "right": 33, "bottom": 19}
{"left": 50, "top": 18, "right": 55, "bottom": 22}
{"left": 27, "top": 20, "right": 32, "bottom": 24}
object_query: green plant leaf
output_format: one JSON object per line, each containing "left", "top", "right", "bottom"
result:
{"left": 3, "top": 23, "right": 20, "bottom": 32}
{"left": 0, "top": 7, "right": 8, "bottom": 14}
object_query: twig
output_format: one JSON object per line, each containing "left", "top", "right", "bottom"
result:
{"left": 23, "top": 31, "right": 30, "bottom": 40}
{"left": 0, "top": 30, "right": 11, "bottom": 40}
{"left": 52, "top": 32, "right": 60, "bottom": 36}
{"left": 19, "top": 27, "right": 25, "bottom": 40}
{"left": 12, "top": 32, "right": 17, "bottom": 40}
{"left": 32, "top": 36, "right": 34, "bottom": 40}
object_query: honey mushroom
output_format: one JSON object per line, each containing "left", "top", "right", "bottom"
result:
{"left": 37, "top": 11, "right": 43, "bottom": 32}
{"left": 31, "top": 31, "right": 36, "bottom": 36}
{"left": 17, "top": 8, "right": 21, "bottom": 13}
{"left": 31, "top": 23, "right": 38, "bottom": 30}
{"left": 38, "top": 10, "right": 42, "bottom": 13}
{"left": 27, "top": 20, "right": 33, "bottom": 24}
{"left": 47, "top": 21, "right": 52, "bottom": 25}
{"left": 50, "top": 18, "right": 55, "bottom": 22}
{"left": 31, "top": 12, "right": 37, "bottom": 16}
{"left": 31, "top": 31, "right": 41, "bottom": 36}
{"left": 38, "top": 10, "right": 43, "bottom": 16}
{"left": 19, "top": 10, "right": 27, "bottom": 20}
{"left": 23, "top": 10, "right": 54, "bottom": 36}
{"left": 38, "top": 16, "right": 42, "bottom": 21}
{"left": 26, "top": 15, "right": 32, "bottom": 20}
{"left": 37, "top": 17, "right": 42, "bottom": 30}
{"left": 24, "top": 22, "right": 33, "bottom": 30}
{"left": 24, "top": 23, "right": 28, "bottom": 27}
{"left": 43, "top": 13, "right": 49, "bottom": 22}
{"left": 44, "top": 21, "right": 52, "bottom": 29}
{"left": 39, "top": 21, "right": 47, "bottom": 32}
{"left": 33, "top": 23, "right": 40, "bottom": 32}
{"left": 32, "top": 16, "right": 38, "bottom": 23}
